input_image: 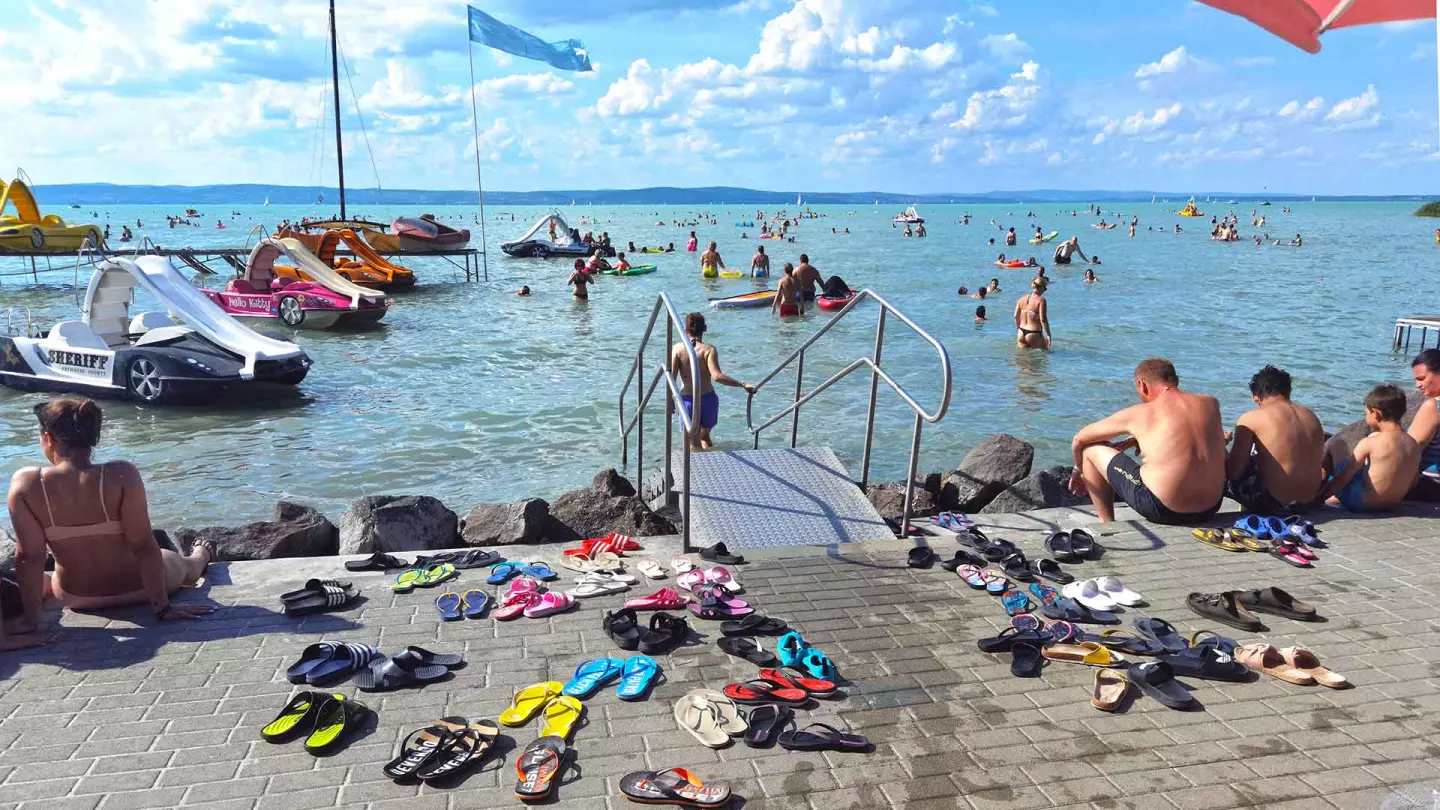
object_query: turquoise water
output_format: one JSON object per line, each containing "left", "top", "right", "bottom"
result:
{"left": 0, "top": 201, "right": 1431, "bottom": 530}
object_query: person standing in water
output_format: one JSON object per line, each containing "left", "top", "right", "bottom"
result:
{"left": 751, "top": 245, "right": 771, "bottom": 278}
{"left": 1053, "top": 236, "right": 1088, "bottom": 265}
{"left": 773, "top": 264, "right": 803, "bottom": 317}
{"left": 686, "top": 231, "right": 699, "bottom": 252}
{"left": 794, "top": 254, "right": 822, "bottom": 303}
{"left": 700, "top": 241, "right": 724, "bottom": 278}
{"left": 567, "top": 259, "right": 593, "bottom": 299}
{"left": 1014, "top": 277, "right": 1051, "bottom": 349}
{"left": 670, "top": 312, "right": 754, "bottom": 451}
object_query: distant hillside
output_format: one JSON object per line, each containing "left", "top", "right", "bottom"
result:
{"left": 28, "top": 183, "right": 1430, "bottom": 206}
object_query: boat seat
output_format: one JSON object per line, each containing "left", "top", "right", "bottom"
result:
{"left": 271, "top": 277, "right": 293, "bottom": 290}
{"left": 128, "top": 311, "right": 173, "bottom": 335}
{"left": 226, "top": 279, "right": 262, "bottom": 294}
{"left": 48, "top": 321, "right": 110, "bottom": 352}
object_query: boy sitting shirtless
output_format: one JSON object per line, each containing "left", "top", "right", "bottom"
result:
{"left": 1327, "top": 384, "right": 1421, "bottom": 512}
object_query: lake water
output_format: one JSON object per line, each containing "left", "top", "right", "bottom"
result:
{"left": 0, "top": 201, "right": 1431, "bottom": 530}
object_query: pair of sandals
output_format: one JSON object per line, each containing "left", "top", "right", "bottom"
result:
{"left": 1044, "top": 529, "right": 1099, "bottom": 563}
{"left": 1235, "top": 514, "right": 1323, "bottom": 547}
{"left": 435, "top": 590, "right": 491, "bottom": 620}
{"left": 281, "top": 578, "right": 358, "bottom": 617}
{"left": 383, "top": 716, "right": 500, "bottom": 782}
{"left": 286, "top": 642, "right": 383, "bottom": 685}
{"left": 261, "top": 691, "right": 369, "bottom": 754}
{"left": 487, "top": 560, "right": 558, "bottom": 584}
{"left": 777, "top": 631, "right": 836, "bottom": 681}
{"left": 392, "top": 564, "right": 458, "bottom": 593}
{"left": 604, "top": 607, "right": 690, "bottom": 654}
{"left": 562, "top": 656, "right": 662, "bottom": 701}
{"left": 499, "top": 682, "right": 585, "bottom": 739}
{"left": 355, "top": 647, "right": 464, "bottom": 692}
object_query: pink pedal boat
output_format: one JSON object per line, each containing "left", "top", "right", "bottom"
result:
{"left": 201, "top": 237, "right": 388, "bottom": 330}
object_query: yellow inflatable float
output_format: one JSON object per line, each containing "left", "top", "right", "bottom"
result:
{"left": 274, "top": 227, "right": 416, "bottom": 288}
{"left": 0, "top": 175, "right": 104, "bottom": 254}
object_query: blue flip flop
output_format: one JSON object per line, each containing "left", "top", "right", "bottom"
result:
{"left": 776, "top": 632, "right": 806, "bottom": 667}
{"left": 1002, "top": 591, "right": 1033, "bottom": 617}
{"left": 487, "top": 562, "right": 523, "bottom": 585}
{"left": 562, "top": 657, "right": 624, "bottom": 698}
{"left": 521, "top": 561, "right": 558, "bottom": 581}
{"left": 461, "top": 590, "right": 491, "bottom": 619}
{"left": 616, "top": 656, "right": 661, "bottom": 701}
{"left": 435, "top": 592, "right": 463, "bottom": 621}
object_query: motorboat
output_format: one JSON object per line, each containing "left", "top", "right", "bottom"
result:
{"left": 294, "top": 218, "right": 401, "bottom": 252}
{"left": 391, "top": 213, "right": 470, "bottom": 252}
{"left": 0, "top": 255, "right": 310, "bottom": 403}
{"left": 201, "top": 237, "right": 387, "bottom": 329}
{"left": 501, "top": 211, "right": 615, "bottom": 258}
{"left": 892, "top": 205, "right": 924, "bottom": 224}
{"left": 274, "top": 226, "right": 415, "bottom": 287}
{"left": 0, "top": 175, "right": 104, "bottom": 254}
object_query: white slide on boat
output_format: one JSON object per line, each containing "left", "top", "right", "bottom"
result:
{"left": 261, "top": 237, "right": 384, "bottom": 308}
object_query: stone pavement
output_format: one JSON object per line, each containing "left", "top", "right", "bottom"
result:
{"left": 4, "top": 503, "right": 1440, "bottom": 810}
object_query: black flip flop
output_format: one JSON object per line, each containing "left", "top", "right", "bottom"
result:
{"left": 1000, "top": 552, "right": 1033, "bottom": 582}
{"left": 1232, "top": 587, "right": 1317, "bottom": 621}
{"left": 618, "top": 769, "right": 731, "bottom": 808}
{"left": 699, "top": 542, "right": 745, "bottom": 565}
{"left": 956, "top": 528, "right": 989, "bottom": 550}
{"left": 604, "top": 608, "right": 643, "bottom": 651}
{"left": 1159, "top": 646, "right": 1251, "bottom": 682}
{"left": 1069, "top": 528, "right": 1099, "bottom": 558}
{"left": 778, "top": 722, "right": 870, "bottom": 752}
{"left": 1127, "top": 661, "right": 1199, "bottom": 710}
{"left": 720, "top": 614, "right": 788, "bottom": 636}
{"left": 412, "top": 551, "right": 464, "bottom": 567}
{"left": 638, "top": 613, "right": 689, "bottom": 654}
{"left": 1186, "top": 592, "right": 1264, "bottom": 632}
{"left": 977, "top": 627, "right": 1045, "bottom": 653}
{"left": 353, "top": 651, "right": 450, "bottom": 692}
{"left": 514, "top": 736, "right": 567, "bottom": 802}
{"left": 743, "top": 704, "right": 792, "bottom": 748}
{"left": 416, "top": 721, "right": 498, "bottom": 782}
{"left": 405, "top": 646, "right": 465, "bottom": 669}
{"left": 717, "top": 636, "right": 778, "bottom": 667}
{"left": 1044, "top": 597, "right": 1119, "bottom": 625}
{"left": 1132, "top": 617, "right": 1189, "bottom": 653}
{"left": 383, "top": 722, "right": 455, "bottom": 779}
{"left": 1010, "top": 643, "right": 1044, "bottom": 677}
{"left": 1045, "top": 531, "right": 1077, "bottom": 562}
{"left": 1085, "top": 630, "right": 1166, "bottom": 656}
{"left": 345, "top": 553, "right": 411, "bottom": 572}
{"left": 907, "top": 546, "right": 938, "bottom": 569}
{"left": 1029, "top": 558, "right": 1074, "bottom": 584}
{"left": 453, "top": 549, "right": 502, "bottom": 570}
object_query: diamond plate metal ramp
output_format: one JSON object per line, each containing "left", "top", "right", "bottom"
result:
{"left": 686, "top": 446, "right": 896, "bottom": 549}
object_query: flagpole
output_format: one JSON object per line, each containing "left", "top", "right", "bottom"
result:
{"left": 467, "top": 40, "right": 490, "bottom": 282}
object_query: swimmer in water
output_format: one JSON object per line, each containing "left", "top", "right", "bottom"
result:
{"left": 700, "top": 241, "right": 724, "bottom": 277}
{"left": 751, "top": 245, "right": 770, "bottom": 277}
{"left": 1014, "top": 277, "right": 1051, "bottom": 350}
{"left": 517, "top": 285, "right": 531, "bottom": 296}
{"left": 988, "top": 278, "right": 1001, "bottom": 293}
{"left": 773, "top": 264, "right": 802, "bottom": 316}
{"left": 957, "top": 286, "right": 969, "bottom": 297}
{"left": 996, "top": 253, "right": 1007, "bottom": 264}
{"left": 567, "top": 260, "right": 592, "bottom": 300}
{"left": 1084, "top": 269, "right": 1098, "bottom": 283}
{"left": 975, "top": 305, "right": 987, "bottom": 323}
{"left": 1090, "top": 255, "right": 1101, "bottom": 265}
{"left": 973, "top": 287, "right": 988, "bottom": 301}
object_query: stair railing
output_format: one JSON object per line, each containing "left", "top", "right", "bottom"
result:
{"left": 744, "top": 289, "right": 952, "bottom": 536}
{"left": 618, "top": 293, "right": 701, "bottom": 549}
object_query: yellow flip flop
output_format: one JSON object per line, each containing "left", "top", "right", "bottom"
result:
{"left": 419, "top": 564, "right": 458, "bottom": 587}
{"left": 539, "top": 696, "right": 584, "bottom": 741}
{"left": 392, "top": 568, "right": 424, "bottom": 593}
{"left": 1224, "top": 528, "right": 1267, "bottom": 551}
{"left": 499, "top": 682, "right": 562, "bottom": 727}
{"left": 1191, "top": 528, "right": 1244, "bottom": 552}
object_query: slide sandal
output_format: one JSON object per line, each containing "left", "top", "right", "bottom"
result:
{"left": 907, "top": 546, "right": 938, "bottom": 569}
{"left": 717, "top": 636, "right": 777, "bottom": 667}
{"left": 499, "top": 682, "right": 563, "bottom": 727}
{"left": 286, "top": 643, "right": 340, "bottom": 684}
{"left": 616, "top": 655, "right": 661, "bottom": 701}
{"left": 303, "top": 694, "right": 366, "bottom": 755}
{"left": 1236, "top": 643, "right": 1316, "bottom": 685}
{"left": 777, "top": 722, "right": 870, "bottom": 752}
{"left": 283, "top": 582, "right": 358, "bottom": 616}
{"left": 383, "top": 721, "right": 458, "bottom": 779}
{"left": 416, "top": 720, "right": 499, "bottom": 782}
{"left": 1133, "top": 617, "right": 1189, "bottom": 653}
{"left": 1127, "top": 661, "right": 1198, "bottom": 710}
{"left": 353, "top": 651, "right": 450, "bottom": 692}
{"left": 1069, "top": 529, "right": 1098, "bottom": 557}
{"left": 1001, "top": 553, "right": 1034, "bottom": 582}
{"left": 760, "top": 668, "right": 835, "bottom": 697}
{"left": 345, "top": 552, "right": 410, "bottom": 572}
{"left": 1011, "top": 642, "right": 1044, "bottom": 677}
{"left": 722, "top": 679, "right": 808, "bottom": 706}
{"left": 1190, "top": 629, "right": 1238, "bottom": 654}
{"left": 521, "top": 561, "right": 559, "bottom": 581}
{"left": 435, "top": 593, "right": 463, "bottom": 621}
{"left": 1186, "top": 591, "right": 1264, "bottom": 631}
{"left": 1233, "top": 587, "right": 1317, "bottom": 621}
{"left": 1045, "top": 531, "right": 1077, "bottom": 562}
{"left": 1278, "top": 647, "right": 1349, "bottom": 689}
{"left": 940, "top": 550, "right": 983, "bottom": 572}
{"left": 1030, "top": 558, "right": 1074, "bottom": 584}
{"left": 619, "top": 768, "right": 733, "bottom": 808}
{"left": 1091, "top": 669, "right": 1129, "bottom": 712}
{"left": 281, "top": 578, "right": 353, "bottom": 603}
{"left": 979, "top": 538, "right": 1019, "bottom": 563}
{"left": 742, "top": 704, "right": 792, "bottom": 748}
{"left": 261, "top": 691, "right": 327, "bottom": 742}
{"left": 562, "top": 658, "right": 625, "bottom": 698}
{"left": 514, "top": 735, "right": 567, "bottom": 802}
{"left": 1159, "top": 645, "right": 1250, "bottom": 682}
{"left": 522, "top": 592, "right": 576, "bottom": 618}
{"left": 539, "top": 695, "right": 584, "bottom": 741}
{"left": 625, "top": 588, "right": 688, "bottom": 611}
{"left": 461, "top": 590, "right": 491, "bottom": 619}
{"left": 487, "top": 562, "right": 524, "bottom": 585}
{"left": 305, "top": 643, "right": 381, "bottom": 684}
{"left": 1041, "top": 642, "right": 1127, "bottom": 667}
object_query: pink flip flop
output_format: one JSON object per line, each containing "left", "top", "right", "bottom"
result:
{"left": 523, "top": 592, "right": 576, "bottom": 619}
{"left": 496, "top": 591, "right": 541, "bottom": 621}
{"left": 1270, "top": 541, "right": 1313, "bottom": 568}
{"left": 624, "top": 588, "right": 688, "bottom": 611}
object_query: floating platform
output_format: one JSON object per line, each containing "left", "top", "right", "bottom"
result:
{"left": 0, "top": 246, "right": 489, "bottom": 282}
{"left": 1394, "top": 316, "right": 1440, "bottom": 352}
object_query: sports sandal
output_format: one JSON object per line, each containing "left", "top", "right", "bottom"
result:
{"left": 777, "top": 722, "right": 870, "bottom": 752}
{"left": 620, "top": 768, "right": 732, "bottom": 808}
{"left": 1042, "top": 641, "right": 1127, "bottom": 667}
{"left": 499, "top": 682, "right": 563, "bottom": 726}
{"left": 1091, "top": 669, "right": 1129, "bottom": 711}
{"left": 1233, "top": 587, "right": 1318, "bottom": 621}
{"left": 616, "top": 655, "right": 661, "bottom": 700}
{"left": 303, "top": 694, "right": 367, "bottom": 755}
{"left": 717, "top": 636, "right": 777, "bottom": 666}
{"left": 1192, "top": 528, "right": 1245, "bottom": 551}
{"left": 563, "top": 658, "right": 625, "bottom": 698}
{"left": 539, "top": 696, "right": 584, "bottom": 741}
{"left": 514, "top": 735, "right": 567, "bottom": 802}
{"left": 1278, "top": 646, "right": 1349, "bottom": 688}
{"left": 261, "top": 691, "right": 328, "bottom": 742}
{"left": 1235, "top": 643, "right": 1315, "bottom": 685}
{"left": 604, "top": 608, "right": 644, "bottom": 650}
{"left": 638, "top": 613, "right": 689, "bottom": 654}
{"left": 1186, "top": 591, "right": 1264, "bottom": 631}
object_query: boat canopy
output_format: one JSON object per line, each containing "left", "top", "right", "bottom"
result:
{"left": 508, "top": 210, "right": 582, "bottom": 247}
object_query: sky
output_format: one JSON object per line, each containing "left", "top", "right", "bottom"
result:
{"left": 2, "top": 0, "right": 1438, "bottom": 194}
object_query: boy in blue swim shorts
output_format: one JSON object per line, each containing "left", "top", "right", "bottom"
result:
{"left": 1326, "top": 384, "right": 1421, "bottom": 512}
{"left": 671, "top": 312, "right": 755, "bottom": 450}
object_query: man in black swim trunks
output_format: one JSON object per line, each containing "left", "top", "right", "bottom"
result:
{"left": 1068, "top": 358, "right": 1227, "bottom": 524}
{"left": 794, "top": 255, "right": 822, "bottom": 303}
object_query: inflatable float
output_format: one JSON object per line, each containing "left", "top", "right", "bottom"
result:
{"left": 994, "top": 260, "right": 1028, "bottom": 268}
{"left": 600, "top": 264, "right": 656, "bottom": 276}
{"left": 719, "top": 269, "right": 744, "bottom": 279}
{"left": 710, "top": 290, "right": 777, "bottom": 309}
{"left": 817, "top": 293, "right": 855, "bottom": 311}
{"left": 1028, "top": 231, "right": 1059, "bottom": 244}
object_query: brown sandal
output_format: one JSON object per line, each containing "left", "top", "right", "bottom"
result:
{"left": 1090, "top": 669, "right": 1129, "bottom": 711}
{"left": 1278, "top": 647, "right": 1349, "bottom": 689}
{"left": 1236, "top": 643, "right": 1314, "bottom": 685}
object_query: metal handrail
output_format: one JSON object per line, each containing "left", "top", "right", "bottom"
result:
{"left": 618, "top": 293, "right": 701, "bottom": 550}
{"left": 744, "top": 288, "right": 951, "bottom": 537}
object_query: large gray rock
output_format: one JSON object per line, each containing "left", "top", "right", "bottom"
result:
{"left": 981, "top": 465, "right": 1088, "bottom": 514}
{"left": 174, "top": 502, "right": 338, "bottom": 561}
{"left": 0, "top": 528, "right": 15, "bottom": 577}
{"left": 1331, "top": 390, "right": 1427, "bottom": 455}
{"left": 460, "top": 499, "right": 550, "bottom": 546}
{"left": 946, "top": 434, "right": 1035, "bottom": 512}
{"left": 547, "top": 469, "right": 675, "bottom": 543}
{"left": 865, "top": 482, "right": 938, "bottom": 523}
{"left": 339, "top": 496, "right": 459, "bottom": 555}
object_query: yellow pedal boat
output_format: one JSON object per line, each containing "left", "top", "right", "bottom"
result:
{"left": 273, "top": 227, "right": 416, "bottom": 288}
{"left": 0, "top": 176, "right": 104, "bottom": 254}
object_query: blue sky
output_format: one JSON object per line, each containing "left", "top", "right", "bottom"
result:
{"left": 2, "top": 0, "right": 1437, "bottom": 194}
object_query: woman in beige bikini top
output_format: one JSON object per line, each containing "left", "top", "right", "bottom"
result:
{"left": 1014, "top": 277, "right": 1051, "bottom": 350}
{"left": 5, "top": 399, "right": 214, "bottom": 640}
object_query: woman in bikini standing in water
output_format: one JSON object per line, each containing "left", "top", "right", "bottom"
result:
{"left": 1013, "top": 277, "right": 1051, "bottom": 349}
{"left": 6, "top": 399, "right": 215, "bottom": 636}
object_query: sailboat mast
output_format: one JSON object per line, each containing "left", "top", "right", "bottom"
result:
{"left": 329, "top": 0, "right": 346, "bottom": 219}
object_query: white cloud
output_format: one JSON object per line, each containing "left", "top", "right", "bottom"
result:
{"left": 1323, "top": 85, "right": 1380, "bottom": 129}
{"left": 948, "top": 61, "right": 1044, "bottom": 132}
{"left": 1119, "top": 102, "right": 1182, "bottom": 135}
{"left": 1277, "top": 96, "right": 1325, "bottom": 121}
{"left": 981, "top": 33, "right": 1030, "bottom": 62}
{"left": 1135, "top": 46, "right": 1196, "bottom": 78}
{"left": 471, "top": 73, "right": 577, "bottom": 103}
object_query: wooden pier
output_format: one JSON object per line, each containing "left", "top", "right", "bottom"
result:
{"left": 0, "top": 245, "right": 488, "bottom": 283}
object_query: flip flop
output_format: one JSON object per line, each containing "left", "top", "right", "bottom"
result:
{"left": 521, "top": 561, "right": 559, "bottom": 581}
{"left": 636, "top": 558, "right": 668, "bottom": 579}
{"left": 671, "top": 555, "right": 696, "bottom": 573}
{"left": 1029, "top": 558, "right": 1074, "bottom": 584}
{"left": 435, "top": 593, "right": 463, "bottom": 621}
{"left": 1192, "top": 527, "right": 1245, "bottom": 551}
{"left": 1132, "top": 617, "right": 1189, "bottom": 653}
{"left": 1127, "top": 661, "right": 1198, "bottom": 710}
{"left": 1224, "top": 528, "right": 1268, "bottom": 551}
{"left": 303, "top": 694, "right": 367, "bottom": 754}
{"left": 286, "top": 643, "right": 340, "bottom": 684}
{"left": 907, "top": 546, "right": 938, "bottom": 568}
{"left": 353, "top": 651, "right": 451, "bottom": 692}
{"left": 416, "top": 720, "right": 498, "bottom": 782}
{"left": 454, "top": 549, "right": 502, "bottom": 569}
{"left": 722, "top": 680, "right": 806, "bottom": 709}
{"left": 673, "top": 693, "right": 738, "bottom": 748}
{"left": 777, "top": 722, "right": 870, "bottom": 752}
{"left": 1092, "top": 629, "right": 1166, "bottom": 656}
{"left": 720, "top": 614, "right": 787, "bottom": 636}
{"left": 638, "top": 613, "right": 689, "bottom": 654}
{"left": 261, "top": 691, "right": 328, "bottom": 742}
{"left": 1028, "top": 582, "right": 1062, "bottom": 608}
{"left": 717, "top": 636, "right": 777, "bottom": 666}
{"left": 1269, "top": 540, "right": 1313, "bottom": 567}
{"left": 345, "top": 552, "right": 411, "bottom": 572}
{"left": 461, "top": 590, "right": 491, "bottom": 619}
{"left": 393, "top": 569, "right": 426, "bottom": 593}
{"left": 404, "top": 646, "right": 464, "bottom": 669}
{"left": 940, "top": 550, "right": 983, "bottom": 572}
{"left": 514, "top": 735, "right": 567, "bottom": 801}
{"left": 983, "top": 570, "right": 1009, "bottom": 595}
{"left": 742, "top": 705, "right": 791, "bottom": 748}
{"left": 1045, "top": 531, "right": 1077, "bottom": 562}
{"left": 1042, "top": 642, "right": 1127, "bottom": 667}
{"left": 759, "top": 668, "right": 836, "bottom": 697}
{"left": 1236, "top": 643, "right": 1316, "bottom": 685}
{"left": 567, "top": 578, "right": 630, "bottom": 598}
{"left": 619, "top": 768, "right": 733, "bottom": 808}
{"left": 1001, "top": 553, "right": 1034, "bottom": 582}
{"left": 499, "top": 682, "right": 563, "bottom": 726}
{"left": 1042, "top": 619, "right": 1080, "bottom": 642}
{"left": 956, "top": 564, "right": 989, "bottom": 589}
{"left": 382, "top": 721, "right": 456, "bottom": 779}
{"left": 1011, "top": 643, "right": 1043, "bottom": 677}
{"left": 977, "top": 627, "right": 1046, "bottom": 653}
{"left": 690, "top": 599, "right": 753, "bottom": 621}
{"left": 616, "top": 655, "right": 661, "bottom": 700}
{"left": 562, "top": 658, "right": 625, "bottom": 698}
{"left": 1278, "top": 646, "right": 1349, "bottom": 688}
{"left": 539, "top": 696, "right": 584, "bottom": 741}
{"left": 1001, "top": 590, "right": 1034, "bottom": 617}
{"left": 1186, "top": 592, "right": 1264, "bottom": 631}
{"left": 1233, "top": 587, "right": 1317, "bottom": 621}
{"left": 416, "top": 564, "right": 457, "bottom": 588}
{"left": 1091, "top": 669, "right": 1129, "bottom": 711}
{"left": 487, "top": 562, "right": 524, "bottom": 585}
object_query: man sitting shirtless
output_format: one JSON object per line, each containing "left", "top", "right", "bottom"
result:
{"left": 1068, "top": 358, "right": 1227, "bottom": 524}
{"left": 1225, "top": 365, "right": 1326, "bottom": 513}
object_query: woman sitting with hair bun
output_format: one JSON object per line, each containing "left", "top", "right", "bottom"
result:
{"left": 5, "top": 398, "right": 215, "bottom": 636}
